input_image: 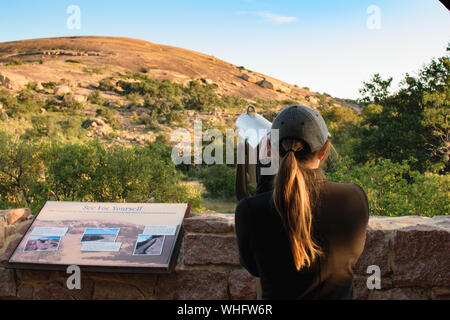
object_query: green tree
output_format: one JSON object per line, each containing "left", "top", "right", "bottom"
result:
{"left": 43, "top": 141, "right": 105, "bottom": 201}
{"left": 198, "top": 164, "right": 236, "bottom": 199}
{"left": 30, "top": 115, "right": 58, "bottom": 137}
{"left": 0, "top": 133, "right": 46, "bottom": 209}
{"left": 326, "top": 157, "right": 449, "bottom": 217}
{"left": 42, "top": 140, "right": 202, "bottom": 208}
{"left": 319, "top": 105, "right": 361, "bottom": 157}
{"left": 356, "top": 48, "right": 449, "bottom": 172}
{"left": 0, "top": 88, "right": 43, "bottom": 116}
{"left": 421, "top": 53, "right": 450, "bottom": 171}
{"left": 359, "top": 73, "right": 393, "bottom": 105}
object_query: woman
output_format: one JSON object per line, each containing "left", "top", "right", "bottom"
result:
{"left": 235, "top": 105, "right": 369, "bottom": 300}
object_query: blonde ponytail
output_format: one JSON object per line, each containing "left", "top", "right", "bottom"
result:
{"left": 273, "top": 139, "right": 323, "bottom": 271}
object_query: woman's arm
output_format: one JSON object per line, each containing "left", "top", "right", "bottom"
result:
{"left": 235, "top": 198, "right": 260, "bottom": 277}
{"left": 348, "top": 184, "right": 370, "bottom": 266}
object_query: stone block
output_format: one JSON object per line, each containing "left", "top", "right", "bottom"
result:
{"left": 431, "top": 287, "right": 450, "bottom": 300}
{"left": 17, "top": 283, "right": 34, "bottom": 300}
{"left": 354, "top": 227, "right": 391, "bottom": 276}
{"left": 182, "top": 234, "right": 240, "bottom": 266}
{"left": 229, "top": 269, "right": 257, "bottom": 300}
{"left": 183, "top": 213, "right": 235, "bottom": 233}
{"left": 33, "top": 282, "right": 74, "bottom": 300}
{"left": 370, "top": 288, "right": 429, "bottom": 300}
{"left": 0, "top": 236, "right": 22, "bottom": 267}
{"left": 353, "top": 276, "right": 368, "bottom": 300}
{"left": 93, "top": 281, "right": 144, "bottom": 300}
{"left": 156, "top": 270, "right": 228, "bottom": 300}
{"left": 16, "top": 269, "right": 53, "bottom": 282}
{"left": 393, "top": 225, "right": 450, "bottom": 287}
{"left": 0, "top": 267, "right": 16, "bottom": 297}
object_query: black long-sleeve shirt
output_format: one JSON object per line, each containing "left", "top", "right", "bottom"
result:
{"left": 235, "top": 168, "right": 369, "bottom": 300}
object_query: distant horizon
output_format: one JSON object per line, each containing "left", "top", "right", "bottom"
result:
{"left": 1, "top": 1, "right": 449, "bottom": 99}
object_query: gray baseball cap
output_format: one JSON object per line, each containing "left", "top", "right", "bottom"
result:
{"left": 271, "top": 104, "right": 331, "bottom": 153}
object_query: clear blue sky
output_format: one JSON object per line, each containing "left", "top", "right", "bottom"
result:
{"left": 0, "top": 0, "right": 449, "bottom": 99}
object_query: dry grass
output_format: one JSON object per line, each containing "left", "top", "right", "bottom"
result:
{"left": 202, "top": 198, "right": 237, "bottom": 213}
{"left": 182, "top": 180, "right": 236, "bottom": 213}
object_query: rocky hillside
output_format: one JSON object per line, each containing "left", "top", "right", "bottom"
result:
{"left": 0, "top": 36, "right": 316, "bottom": 100}
{"left": 0, "top": 36, "right": 354, "bottom": 146}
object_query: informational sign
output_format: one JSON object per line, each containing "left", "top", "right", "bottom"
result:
{"left": 8, "top": 201, "right": 191, "bottom": 273}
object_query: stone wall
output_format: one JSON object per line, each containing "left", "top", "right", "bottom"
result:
{"left": 0, "top": 209, "right": 449, "bottom": 300}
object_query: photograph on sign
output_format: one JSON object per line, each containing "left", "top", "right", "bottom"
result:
{"left": 24, "top": 236, "right": 61, "bottom": 252}
{"left": 80, "top": 228, "right": 120, "bottom": 243}
{"left": 133, "top": 235, "right": 165, "bottom": 256}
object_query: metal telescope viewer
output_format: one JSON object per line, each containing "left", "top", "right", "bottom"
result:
{"left": 235, "top": 105, "right": 272, "bottom": 201}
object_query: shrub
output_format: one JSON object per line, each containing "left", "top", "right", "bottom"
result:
{"left": 221, "top": 94, "right": 246, "bottom": 109}
{"left": 45, "top": 96, "right": 61, "bottom": 111}
{"left": 88, "top": 90, "right": 108, "bottom": 106}
{"left": 83, "top": 67, "right": 103, "bottom": 75}
{"left": 1, "top": 89, "right": 43, "bottom": 115}
{"left": 5, "top": 59, "right": 25, "bottom": 66}
{"left": 60, "top": 117, "right": 83, "bottom": 137}
{"left": 325, "top": 157, "right": 449, "bottom": 217}
{"left": 42, "top": 140, "right": 203, "bottom": 209}
{"left": 41, "top": 82, "right": 57, "bottom": 90}
{"left": 98, "top": 78, "right": 115, "bottom": 91}
{"left": 183, "top": 80, "right": 221, "bottom": 111}
{"left": 96, "top": 107, "right": 122, "bottom": 130}
{"left": 117, "top": 74, "right": 245, "bottom": 112}
{"left": 132, "top": 111, "right": 139, "bottom": 123}
{"left": 17, "top": 89, "right": 36, "bottom": 104}
{"left": 65, "top": 59, "right": 82, "bottom": 64}
{"left": 155, "top": 134, "right": 170, "bottom": 144}
{"left": 0, "top": 89, "right": 17, "bottom": 109}
{"left": 61, "top": 95, "right": 84, "bottom": 111}
{"left": 108, "top": 100, "right": 121, "bottom": 108}
{"left": 29, "top": 115, "right": 59, "bottom": 137}
{"left": 318, "top": 105, "right": 361, "bottom": 157}
{"left": 139, "top": 112, "right": 158, "bottom": 129}
{"left": 0, "top": 132, "right": 46, "bottom": 211}
{"left": 198, "top": 164, "right": 236, "bottom": 199}
{"left": 127, "top": 92, "right": 144, "bottom": 107}
{"left": 261, "top": 110, "right": 278, "bottom": 122}
{"left": 43, "top": 141, "right": 105, "bottom": 201}
{"left": 27, "top": 81, "right": 39, "bottom": 91}
{"left": 166, "top": 110, "right": 187, "bottom": 125}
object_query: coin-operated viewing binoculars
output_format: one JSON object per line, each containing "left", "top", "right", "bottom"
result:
{"left": 235, "top": 105, "right": 274, "bottom": 201}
